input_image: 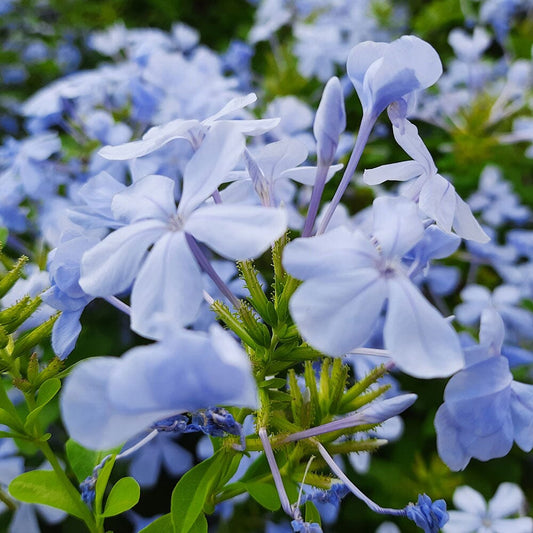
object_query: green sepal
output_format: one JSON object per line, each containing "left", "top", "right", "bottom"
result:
{"left": 12, "top": 313, "right": 58, "bottom": 359}
{"left": 237, "top": 260, "right": 277, "bottom": 325}
{"left": 0, "top": 255, "right": 28, "bottom": 300}
{"left": 139, "top": 514, "right": 173, "bottom": 533}
{"left": 101, "top": 477, "right": 140, "bottom": 517}
{"left": 258, "top": 378, "right": 287, "bottom": 389}
{"left": 9, "top": 470, "right": 87, "bottom": 519}
{"left": 0, "top": 296, "right": 42, "bottom": 334}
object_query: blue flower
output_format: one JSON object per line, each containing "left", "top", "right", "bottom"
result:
{"left": 347, "top": 36, "right": 442, "bottom": 119}
{"left": 283, "top": 196, "right": 464, "bottom": 378}
{"left": 405, "top": 494, "right": 449, "bottom": 533}
{"left": 79, "top": 124, "right": 287, "bottom": 339}
{"left": 435, "top": 309, "right": 533, "bottom": 470}
{"left": 444, "top": 483, "right": 533, "bottom": 532}
{"left": 61, "top": 325, "right": 257, "bottom": 450}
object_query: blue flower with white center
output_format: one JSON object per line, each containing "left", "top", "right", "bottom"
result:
{"left": 443, "top": 483, "right": 533, "bottom": 533}
{"left": 79, "top": 122, "right": 287, "bottom": 339}
{"left": 283, "top": 196, "right": 464, "bottom": 378}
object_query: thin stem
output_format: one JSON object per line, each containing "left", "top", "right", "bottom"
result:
{"left": 302, "top": 162, "right": 330, "bottom": 238}
{"left": 185, "top": 233, "right": 241, "bottom": 309}
{"left": 349, "top": 348, "right": 392, "bottom": 358}
{"left": 0, "top": 487, "right": 17, "bottom": 512}
{"left": 116, "top": 430, "right": 158, "bottom": 460}
{"left": 37, "top": 440, "right": 100, "bottom": 532}
{"left": 259, "top": 427, "right": 293, "bottom": 517}
{"left": 317, "top": 112, "right": 376, "bottom": 235}
{"left": 104, "top": 296, "right": 131, "bottom": 316}
{"left": 316, "top": 442, "right": 406, "bottom": 517}
{"left": 212, "top": 189, "right": 223, "bottom": 204}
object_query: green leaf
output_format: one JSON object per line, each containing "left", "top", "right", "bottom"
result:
{"left": 24, "top": 378, "right": 61, "bottom": 431}
{"left": 66, "top": 440, "right": 100, "bottom": 484}
{"left": 94, "top": 455, "right": 116, "bottom": 516}
{"left": 139, "top": 514, "right": 173, "bottom": 533}
{"left": 245, "top": 481, "right": 281, "bottom": 511}
{"left": 171, "top": 451, "right": 225, "bottom": 533}
{"left": 101, "top": 477, "right": 140, "bottom": 517}
{"left": 0, "top": 380, "right": 22, "bottom": 422}
{"left": 304, "top": 501, "right": 322, "bottom": 526}
{"left": 189, "top": 513, "right": 208, "bottom": 533}
{"left": 9, "top": 470, "right": 86, "bottom": 519}
{"left": 0, "top": 408, "right": 25, "bottom": 433}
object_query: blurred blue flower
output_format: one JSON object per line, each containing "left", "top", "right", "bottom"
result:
{"left": 444, "top": 483, "right": 533, "bottom": 532}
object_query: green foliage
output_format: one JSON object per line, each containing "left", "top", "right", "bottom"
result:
{"left": 66, "top": 439, "right": 104, "bottom": 483}
{"left": 9, "top": 470, "right": 87, "bottom": 519}
{"left": 101, "top": 477, "right": 140, "bottom": 517}
{"left": 139, "top": 514, "right": 173, "bottom": 533}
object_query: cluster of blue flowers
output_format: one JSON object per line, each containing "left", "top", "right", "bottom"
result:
{"left": 0, "top": 0, "right": 531, "bottom": 531}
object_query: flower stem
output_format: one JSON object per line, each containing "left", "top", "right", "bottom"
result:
{"left": 317, "top": 112, "right": 376, "bottom": 235}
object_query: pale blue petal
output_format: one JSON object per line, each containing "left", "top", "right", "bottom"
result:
{"left": 256, "top": 138, "right": 308, "bottom": 180}
{"left": 347, "top": 41, "right": 389, "bottom": 111}
{"left": 202, "top": 93, "right": 257, "bottom": 124}
{"left": 215, "top": 117, "right": 281, "bottom": 136}
{"left": 479, "top": 309, "right": 505, "bottom": 353}
{"left": 510, "top": 381, "right": 533, "bottom": 451}
{"left": 453, "top": 196, "right": 490, "bottom": 242}
{"left": 384, "top": 276, "right": 464, "bottom": 378}
{"left": 185, "top": 204, "right": 287, "bottom": 259}
{"left": 161, "top": 438, "right": 193, "bottom": 477}
{"left": 111, "top": 174, "right": 176, "bottom": 223}
{"left": 280, "top": 163, "right": 342, "bottom": 186}
{"left": 9, "top": 505, "right": 40, "bottom": 533}
{"left": 392, "top": 119, "right": 437, "bottom": 174}
{"left": 61, "top": 358, "right": 168, "bottom": 450}
{"left": 419, "top": 175, "right": 457, "bottom": 233}
{"left": 313, "top": 77, "right": 346, "bottom": 164}
{"left": 178, "top": 123, "right": 245, "bottom": 216}
{"left": 370, "top": 36, "right": 442, "bottom": 114}
{"left": 488, "top": 483, "right": 526, "bottom": 519}
{"left": 51, "top": 309, "right": 83, "bottom": 359}
{"left": 289, "top": 270, "right": 387, "bottom": 356}
{"left": 372, "top": 197, "right": 424, "bottom": 260}
{"left": 444, "top": 511, "right": 483, "bottom": 532}
{"left": 130, "top": 231, "right": 203, "bottom": 339}
{"left": 435, "top": 404, "right": 471, "bottom": 471}
{"left": 283, "top": 227, "right": 377, "bottom": 280}
{"left": 452, "top": 486, "right": 486, "bottom": 515}
{"left": 79, "top": 220, "right": 166, "bottom": 297}
{"left": 108, "top": 326, "right": 257, "bottom": 412}
{"left": 444, "top": 357, "right": 512, "bottom": 409}
{"left": 492, "top": 518, "right": 533, "bottom": 533}
{"left": 363, "top": 161, "right": 423, "bottom": 185}
{"left": 99, "top": 119, "right": 199, "bottom": 160}
{"left": 129, "top": 441, "right": 163, "bottom": 488}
